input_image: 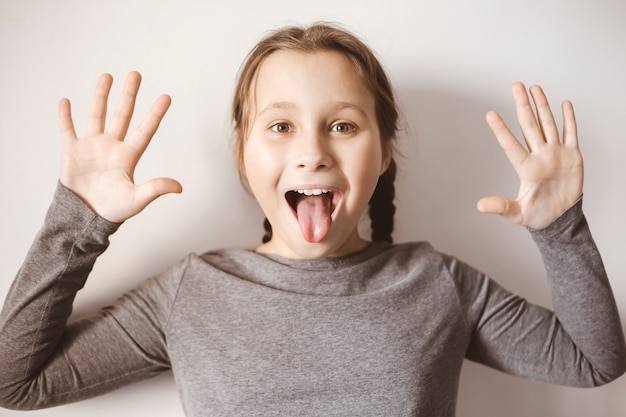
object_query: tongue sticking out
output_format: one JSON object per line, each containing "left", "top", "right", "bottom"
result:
{"left": 296, "top": 193, "right": 333, "bottom": 243}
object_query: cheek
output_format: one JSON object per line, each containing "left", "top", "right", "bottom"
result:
{"left": 242, "top": 142, "right": 260, "bottom": 188}
{"left": 347, "top": 142, "right": 385, "bottom": 200}
{"left": 363, "top": 141, "right": 385, "bottom": 177}
{"left": 243, "top": 136, "right": 264, "bottom": 175}
{"left": 243, "top": 140, "right": 278, "bottom": 201}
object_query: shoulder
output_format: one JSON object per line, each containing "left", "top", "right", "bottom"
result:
{"left": 382, "top": 241, "right": 488, "bottom": 292}
{"left": 361, "top": 241, "right": 468, "bottom": 291}
{"left": 372, "top": 241, "right": 449, "bottom": 269}
{"left": 175, "top": 248, "right": 267, "bottom": 289}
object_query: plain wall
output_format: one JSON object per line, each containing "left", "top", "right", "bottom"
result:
{"left": 1, "top": 0, "right": 625, "bottom": 415}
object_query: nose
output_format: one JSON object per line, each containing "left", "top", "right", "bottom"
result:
{"left": 294, "top": 130, "right": 333, "bottom": 171}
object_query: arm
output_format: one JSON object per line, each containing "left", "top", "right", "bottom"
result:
{"left": 0, "top": 185, "right": 175, "bottom": 409}
{"left": 466, "top": 83, "right": 626, "bottom": 385}
{"left": 457, "top": 198, "right": 626, "bottom": 386}
{"left": 0, "top": 72, "right": 182, "bottom": 409}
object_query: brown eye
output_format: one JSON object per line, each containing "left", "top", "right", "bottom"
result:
{"left": 331, "top": 122, "right": 356, "bottom": 133}
{"left": 271, "top": 122, "right": 293, "bottom": 133}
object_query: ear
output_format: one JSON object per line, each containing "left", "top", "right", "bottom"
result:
{"left": 379, "top": 145, "right": 392, "bottom": 176}
{"left": 235, "top": 127, "right": 248, "bottom": 179}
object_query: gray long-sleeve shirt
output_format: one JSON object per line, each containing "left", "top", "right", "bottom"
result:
{"left": 0, "top": 183, "right": 625, "bottom": 416}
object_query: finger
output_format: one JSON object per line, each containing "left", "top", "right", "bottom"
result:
{"left": 477, "top": 196, "right": 523, "bottom": 225}
{"left": 108, "top": 71, "right": 142, "bottom": 140}
{"left": 86, "top": 73, "right": 113, "bottom": 137}
{"left": 133, "top": 177, "right": 183, "bottom": 213}
{"left": 486, "top": 110, "right": 528, "bottom": 169}
{"left": 562, "top": 100, "right": 579, "bottom": 148}
{"left": 58, "top": 98, "right": 77, "bottom": 144}
{"left": 126, "top": 94, "right": 172, "bottom": 156}
{"left": 529, "top": 85, "right": 559, "bottom": 144}
{"left": 511, "top": 82, "right": 544, "bottom": 151}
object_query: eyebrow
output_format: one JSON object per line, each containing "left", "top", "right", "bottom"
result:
{"left": 256, "top": 101, "right": 368, "bottom": 120}
{"left": 330, "top": 101, "right": 369, "bottom": 119}
{"left": 256, "top": 101, "right": 299, "bottom": 120}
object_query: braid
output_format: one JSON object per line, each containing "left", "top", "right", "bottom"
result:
{"left": 369, "top": 158, "right": 397, "bottom": 243}
{"left": 262, "top": 217, "right": 273, "bottom": 243}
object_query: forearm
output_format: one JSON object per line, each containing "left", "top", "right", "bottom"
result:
{"left": 0, "top": 183, "right": 120, "bottom": 408}
{"left": 529, "top": 198, "right": 626, "bottom": 384}
{"left": 463, "top": 199, "right": 625, "bottom": 387}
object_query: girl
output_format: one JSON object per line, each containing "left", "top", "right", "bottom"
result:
{"left": 0, "top": 23, "right": 624, "bottom": 416}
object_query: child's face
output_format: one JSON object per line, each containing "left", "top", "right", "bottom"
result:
{"left": 243, "top": 50, "right": 389, "bottom": 259}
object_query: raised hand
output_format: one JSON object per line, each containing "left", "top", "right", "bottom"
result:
{"left": 59, "top": 72, "right": 182, "bottom": 223}
{"left": 477, "top": 83, "right": 583, "bottom": 229}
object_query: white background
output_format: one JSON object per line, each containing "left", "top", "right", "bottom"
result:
{"left": 1, "top": 0, "right": 625, "bottom": 415}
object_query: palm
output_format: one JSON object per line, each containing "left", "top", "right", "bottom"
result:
{"left": 59, "top": 72, "right": 182, "bottom": 223}
{"left": 478, "top": 83, "right": 583, "bottom": 229}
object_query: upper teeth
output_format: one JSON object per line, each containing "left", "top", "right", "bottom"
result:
{"left": 296, "top": 189, "right": 330, "bottom": 196}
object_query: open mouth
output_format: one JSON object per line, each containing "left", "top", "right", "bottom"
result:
{"left": 285, "top": 188, "right": 334, "bottom": 211}
{"left": 285, "top": 189, "right": 339, "bottom": 243}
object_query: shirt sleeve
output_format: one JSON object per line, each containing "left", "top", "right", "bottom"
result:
{"left": 451, "top": 198, "right": 626, "bottom": 387}
{"left": 0, "top": 183, "right": 179, "bottom": 410}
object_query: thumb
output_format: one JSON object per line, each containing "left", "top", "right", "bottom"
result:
{"left": 133, "top": 177, "right": 183, "bottom": 213}
{"left": 477, "top": 196, "right": 523, "bottom": 225}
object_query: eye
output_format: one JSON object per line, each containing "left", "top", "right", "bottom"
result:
{"left": 330, "top": 121, "right": 357, "bottom": 134}
{"left": 270, "top": 122, "right": 293, "bottom": 134}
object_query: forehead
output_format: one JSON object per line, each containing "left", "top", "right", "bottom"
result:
{"left": 251, "top": 49, "right": 375, "bottom": 114}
